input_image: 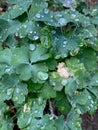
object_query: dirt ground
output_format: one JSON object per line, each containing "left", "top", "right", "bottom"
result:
{"left": 81, "top": 110, "right": 98, "bottom": 130}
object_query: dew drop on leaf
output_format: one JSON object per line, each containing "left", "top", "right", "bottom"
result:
{"left": 96, "top": 80, "right": 98, "bottom": 83}
{"left": 23, "top": 25, "right": 27, "bottom": 28}
{"left": 16, "top": 88, "right": 20, "bottom": 93}
{"left": 44, "top": 9, "right": 49, "bottom": 14}
{"left": 29, "top": 31, "right": 33, "bottom": 34}
{"left": 0, "top": 36, "right": 2, "bottom": 39}
{"left": 15, "top": 32, "right": 18, "bottom": 36}
{"left": 5, "top": 67, "right": 11, "bottom": 73}
{"left": 29, "top": 44, "right": 35, "bottom": 51}
{"left": 33, "top": 35, "right": 39, "bottom": 40}
{"left": 37, "top": 71, "right": 48, "bottom": 80}
{"left": 36, "top": 13, "right": 41, "bottom": 18}
{"left": 7, "top": 88, "right": 13, "bottom": 96}
{"left": 19, "top": 7, "right": 22, "bottom": 10}
{"left": 58, "top": 18, "right": 66, "bottom": 26}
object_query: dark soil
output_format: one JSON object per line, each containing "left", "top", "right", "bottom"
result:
{"left": 81, "top": 110, "right": 98, "bottom": 130}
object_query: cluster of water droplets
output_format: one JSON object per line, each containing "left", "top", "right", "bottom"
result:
{"left": 63, "top": 41, "right": 67, "bottom": 48}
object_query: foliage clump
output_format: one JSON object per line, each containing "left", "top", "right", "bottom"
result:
{"left": 0, "top": 0, "right": 98, "bottom": 130}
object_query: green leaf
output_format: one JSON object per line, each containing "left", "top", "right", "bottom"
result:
{"left": 65, "top": 79, "right": 78, "bottom": 96}
{"left": 15, "top": 21, "right": 41, "bottom": 40}
{"left": 0, "top": 48, "right": 12, "bottom": 65}
{"left": 55, "top": 91, "right": 71, "bottom": 114}
{"left": 50, "top": 72, "right": 65, "bottom": 91}
{"left": 0, "top": 0, "right": 31, "bottom": 19}
{"left": 37, "top": 71, "right": 48, "bottom": 80}
{"left": 0, "top": 19, "right": 21, "bottom": 41}
{"left": 77, "top": 48, "right": 97, "bottom": 71}
{"left": 40, "top": 26, "right": 52, "bottom": 49}
{"left": 0, "top": 74, "right": 28, "bottom": 104}
{"left": 51, "top": 32, "right": 81, "bottom": 58}
{"left": 31, "top": 63, "right": 48, "bottom": 83}
{"left": 30, "top": 45, "right": 49, "bottom": 63}
{"left": 17, "top": 98, "right": 46, "bottom": 129}
{"left": 0, "top": 120, "right": 13, "bottom": 130}
{"left": 41, "top": 83, "right": 56, "bottom": 99}
{"left": 13, "top": 83, "right": 28, "bottom": 104}
{"left": 16, "top": 63, "right": 32, "bottom": 81}
{"left": 11, "top": 46, "right": 29, "bottom": 66}
{"left": 28, "top": 0, "right": 48, "bottom": 20}
{"left": 66, "top": 109, "right": 82, "bottom": 130}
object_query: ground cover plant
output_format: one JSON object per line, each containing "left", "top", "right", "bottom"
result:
{"left": 0, "top": 0, "right": 98, "bottom": 130}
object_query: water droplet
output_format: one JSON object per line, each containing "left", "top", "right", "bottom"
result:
{"left": 16, "top": 28, "right": 19, "bottom": 31}
{"left": 5, "top": 68, "right": 11, "bottom": 73}
{"left": 20, "top": 35, "right": 23, "bottom": 38}
{"left": 63, "top": 45, "right": 66, "bottom": 47}
{"left": 29, "top": 31, "right": 33, "bottom": 34}
{"left": 16, "top": 88, "right": 20, "bottom": 93}
{"left": 63, "top": 41, "right": 67, "bottom": 45}
{"left": 41, "top": 125, "right": 45, "bottom": 130}
{"left": 0, "top": 36, "right": 2, "bottom": 39}
{"left": 56, "top": 14, "right": 62, "bottom": 17}
{"left": 61, "top": 79, "right": 67, "bottom": 85}
{"left": 96, "top": 80, "right": 98, "bottom": 83}
{"left": 71, "top": 14, "right": 76, "bottom": 18}
{"left": 88, "top": 96, "right": 91, "bottom": 99}
{"left": 75, "top": 19, "right": 79, "bottom": 22}
{"left": 51, "top": 30, "right": 56, "bottom": 34}
{"left": 7, "top": 19, "right": 10, "bottom": 22}
{"left": 0, "top": 111, "right": 2, "bottom": 116}
{"left": 34, "top": 31, "right": 37, "bottom": 34}
{"left": 58, "top": 18, "right": 66, "bottom": 26}
{"left": 14, "top": 96, "right": 18, "bottom": 100}
{"left": 23, "top": 25, "right": 27, "bottom": 28}
{"left": 29, "top": 44, "right": 35, "bottom": 51}
{"left": 90, "top": 104, "right": 93, "bottom": 108}
{"left": 35, "top": 13, "right": 41, "bottom": 18}
{"left": 7, "top": 88, "right": 13, "bottom": 96}
{"left": 33, "top": 35, "right": 39, "bottom": 40}
{"left": 41, "top": 15, "right": 44, "bottom": 18}
{"left": 37, "top": 71, "right": 48, "bottom": 80}
{"left": 44, "top": 9, "right": 49, "bottom": 14}
{"left": 91, "top": 100, "right": 94, "bottom": 104}
{"left": 34, "top": 110, "right": 38, "bottom": 113}
{"left": 27, "top": 117, "right": 32, "bottom": 124}
{"left": 52, "top": 82, "right": 56, "bottom": 86}
{"left": 19, "top": 7, "right": 22, "bottom": 10}
{"left": 37, "top": 24, "right": 39, "bottom": 27}
{"left": 15, "top": 32, "right": 18, "bottom": 36}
